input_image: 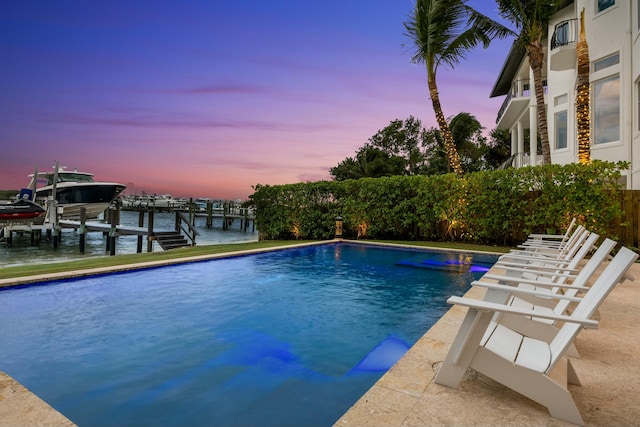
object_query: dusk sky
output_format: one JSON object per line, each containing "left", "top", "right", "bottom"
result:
{"left": 1, "top": 1, "right": 513, "bottom": 200}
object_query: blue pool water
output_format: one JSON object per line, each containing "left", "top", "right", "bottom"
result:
{"left": 0, "top": 243, "right": 497, "bottom": 427}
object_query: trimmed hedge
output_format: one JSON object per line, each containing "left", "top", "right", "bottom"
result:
{"left": 248, "top": 161, "right": 627, "bottom": 245}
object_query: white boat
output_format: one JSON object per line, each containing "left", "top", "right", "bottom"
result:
{"left": 150, "top": 194, "right": 187, "bottom": 211}
{"left": 27, "top": 165, "right": 126, "bottom": 219}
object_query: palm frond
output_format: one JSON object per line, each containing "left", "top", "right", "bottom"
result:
{"left": 405, "top": 0, "right": 513, "bottom": 71}
{"left": 466, "top": 7, "right": 515, "bottom": 46}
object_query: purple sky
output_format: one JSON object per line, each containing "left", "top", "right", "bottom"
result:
{"left": 1, "top": 1, "right": 513, "bottom": 199}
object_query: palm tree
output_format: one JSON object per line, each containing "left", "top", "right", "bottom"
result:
{"left": 496, "top": 0, "right": 563, "bottom": 165}
{"left": 404, "top": 0, "right": 510, "bottom": 175}
{"left": 576, "top": 7, "right": 591, "bottom": 164}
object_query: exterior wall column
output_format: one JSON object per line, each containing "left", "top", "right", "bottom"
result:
{"left": 517, "top": 120, "right": 524, "bottom": 167}
{"left": 529, "top": 104, "right": 538, "bottom": 165}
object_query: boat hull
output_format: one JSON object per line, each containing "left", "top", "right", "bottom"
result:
{"left": 0, "top": 199, "right": 46, "bottom": 223}
{"left": 36, "top": 183, "right": 126, "bottom": 219}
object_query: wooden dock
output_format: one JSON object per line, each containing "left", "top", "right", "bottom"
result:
{"left": 1, "top": 198, "right": 256, "bottom": 255}
{"left": 1, "top": 208, "right": 199, "bottom": 254}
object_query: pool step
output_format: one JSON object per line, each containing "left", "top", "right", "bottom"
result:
{"left": 154, "top": 231, "right": 191, "bottom": 250}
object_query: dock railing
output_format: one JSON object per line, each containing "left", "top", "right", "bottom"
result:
{"left": 176, "top": 211, "right": 198, "bottom": 246}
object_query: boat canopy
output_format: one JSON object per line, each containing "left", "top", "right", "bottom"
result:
{"left": 48, "top": 172, "right": 95, "bottom": 185}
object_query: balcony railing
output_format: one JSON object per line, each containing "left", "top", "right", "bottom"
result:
{"left": 551, "top": 19, "right": 578, "bottom": 50}
{"left": 495, "top": 79, "right": 547, "bottom": 124}
{"left": 513, "top": 152, "right": 543, "bottom": 168}
{"left": 500, "top": 152, "right": 544, "bottom": 168}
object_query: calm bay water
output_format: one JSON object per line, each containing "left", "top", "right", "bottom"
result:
{"left": 0, "top": 210, "right": 259, "bottom": 267}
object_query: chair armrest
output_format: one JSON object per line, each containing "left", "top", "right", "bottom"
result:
{"left": 490, "top": 266, "right": 578, "bottom": 279}
{"left": 526, "top": 233, "right": 565, "bottom": 239}
{"left": 446, "top": 296, "right": 598, "bottom": 327}
{"left": 494, "top": 260, "right": 576, "bottom": 271}
{"left": 492, "top": 265, "right": 579, "bottom": 278}
{"left": 519, "top": 241, "right": 565, "bottom": 248}
{"left": 508, "top": 248, "right": 564, "bottom": 256}
{"left": 516, "top": 243, "right": 566, "bottom": 251}
{"left": 480, "top": 273, "right": 588, "bottom": 290}
{"left": 499, "top": 252, "right": 570, "bottom": 263}
{"left": 471, "top": 281, "right": 583, "bottom": 302}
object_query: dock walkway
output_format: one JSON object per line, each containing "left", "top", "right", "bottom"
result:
{"left": 58, "top": 219, "right": 147, "bottom": 236}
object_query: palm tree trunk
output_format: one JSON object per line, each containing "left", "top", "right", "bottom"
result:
{"left": 528, "top": 40, "right": 551, "bottom": 165}
{"left": 428, "top": 79, "right": 463, "bottom": 175}
{"left": 576, "top": 9, "right": 591, "bottom": 163}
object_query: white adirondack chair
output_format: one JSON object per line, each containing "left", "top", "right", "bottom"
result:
{"left": 473, "top": 237, "right": 616, "bottom": 358}
{"left": 502, "top": 224, "right": 589, "bottom": 264}
{"left": 493, "top": 230, "right": 596, "bottom": 281}
{"left": 524, "top": 217, "right": 577, "bottom": 244}
{"left": 434, "top": 246, "right": 638, "bottom": 426}
{"left": 518, "top": 217, "right": 577, "bottom": 249}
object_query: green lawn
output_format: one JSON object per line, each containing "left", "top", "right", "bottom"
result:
{"left": 0, "top": 239, "right": 510, "bottom": 281}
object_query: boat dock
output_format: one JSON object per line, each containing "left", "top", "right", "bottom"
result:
{"left": 0, "top": 201, "right": 255, "bottom": 254}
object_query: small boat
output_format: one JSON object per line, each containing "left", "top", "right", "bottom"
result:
{"left": 27, "top": 165, "right": 126, "bottom": 219}
{"left": 0, "top": 198, "right": 46, "bottom": 223}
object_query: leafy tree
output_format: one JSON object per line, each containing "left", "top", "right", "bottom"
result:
{"left": 367, "top": 116, "right": 427, "bottom": 175}
{"left": 0, "top": 190, "right": 19, "bottom": 200}
{"left": 423, "top": 113, "right": 505, "bottom": 174}
{"left": 421, "top": 127, "right": 448, "bottom": 175}
{"left": 496, "top": 0, "right": 564, "bottom": 165}
{"left": 332, "top": 114, "right": 511, "bottom": 179}
{"left": 449, "top": 112, "right": 488, "bottom": 172}
{"left": 330, "top": 146, "right": 407, "bottom": 180}
{"left": 331, "top": 116, "right": 427, "bottom": 180}
{"left": 485, "top": 128, "right": 512, "bottom": 169}
{"left": 404, "top": 0, "right": 510, "bottom": 175}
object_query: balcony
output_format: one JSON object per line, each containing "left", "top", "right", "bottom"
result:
{"left": 495, "top": 79, "right": 547, "bottom": 129}
{"left": 550, "top": 19, "right": 578, "bottom": 71}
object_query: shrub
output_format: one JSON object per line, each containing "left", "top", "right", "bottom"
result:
{"left": 248, "top": 161, "right": 628, "bottom": 245}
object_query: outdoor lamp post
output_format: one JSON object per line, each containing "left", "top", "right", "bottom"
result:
{"left": 335, "top": 216, "right": 343, "bottom": 239}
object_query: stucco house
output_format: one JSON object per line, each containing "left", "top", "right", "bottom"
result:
{"left": 491, "top": 0, "right": 639, "bottom": 188}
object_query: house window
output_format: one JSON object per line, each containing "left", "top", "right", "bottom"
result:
{"left": 554, "top": 94, "right": 568, "bottom": 106}
{"left": 593, "top": 53, "right": 620, "bottom": 72}
{"left": 597, "top": 0, "right": 615, "bottom": 13}
{"left": 555, "top": 110, "right": 568, "bottom": 149}
{"left": 555, "top": 20, "right": 569, "bottom": 46}
{"left": 594, "top": 74, "right": 620, "bottom": 144}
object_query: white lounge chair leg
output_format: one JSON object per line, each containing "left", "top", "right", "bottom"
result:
{"left": 472, "top": 349, "right": 585, "bottom": 426}
{"left": 567, "top": 359, "right": 581, "bottom": 386}
{"left": 435, "top": 308, "right": 493, "bottom": 388}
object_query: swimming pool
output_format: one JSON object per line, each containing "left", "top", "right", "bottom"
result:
{"left": 0, "top": 243, "right": 497, "bottom": 427}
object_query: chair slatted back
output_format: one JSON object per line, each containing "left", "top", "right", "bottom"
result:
{"left": 547, "top": 247, "right": 638, "bottom": 374}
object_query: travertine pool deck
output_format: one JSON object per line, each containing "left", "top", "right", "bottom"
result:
{"left": 335, "top": 261, "right": 640, "bottom": 427}
{"left": 1, "top": 242, "right": 638, "bottom": 426}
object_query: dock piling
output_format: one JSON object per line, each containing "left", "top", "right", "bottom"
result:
{"left": 79, "top": 207, "right": 86, "bottom": 254}
{"left": 147, "top": 210, "right": 154, "bottom": 253}
{"left": 137, "top": 210, "right": 144, "bottom": 253}
{"left": 109, "top": 207, "right": 116, "bottom": 256}
{"left": 206, "top": 202, "right": 213, "bottom": 228}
